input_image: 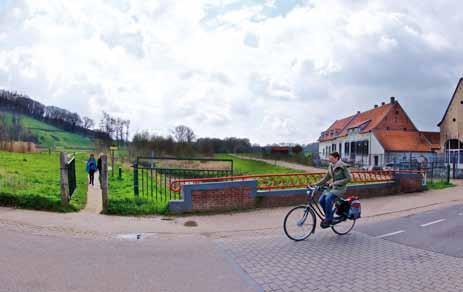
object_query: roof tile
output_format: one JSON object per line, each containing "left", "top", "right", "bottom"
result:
{"left": 374, "top": 130, "right": 439, "bottom": 152}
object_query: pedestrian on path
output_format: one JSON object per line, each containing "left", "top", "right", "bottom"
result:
{"left": 86, "top": 153, "right": 97, "bottom": 186}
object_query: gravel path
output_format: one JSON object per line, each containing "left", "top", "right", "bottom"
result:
{"left": 231, "top": 154, "right": 324, "bottom": 173}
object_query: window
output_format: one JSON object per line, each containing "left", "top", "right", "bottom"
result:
{"left": 345, "top": 143, "right": 350, "bottom": 155}
{"left": 356, "top": 141, "right": 362, "bottom": 155}
{"left": 395, "top": 110, "right": 399, "bottom": 115}
{"left": 339, "top": 143, "right": 342, "bottom": 155}
{"left": 355, "top": 140, "right": 369, "bottom": 156}
{"left": 403, "top": 128, "right": 407, "bottom": 131}
{"left": 332, "top": 144, "right": 336, "bottom": 151}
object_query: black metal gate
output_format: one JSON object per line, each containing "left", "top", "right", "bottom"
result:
{"left": 133, "top": 157, "right": 233, "bottom": 202}
{"left": 67, "top": 156, "right": 76, "bottom": 197}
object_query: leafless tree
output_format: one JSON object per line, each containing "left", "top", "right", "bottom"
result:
{"left": 171, "top": 125, "right": 196, "bottom": 143}
{"left": 83, "top": 117, "right": 95, "bottom": 129}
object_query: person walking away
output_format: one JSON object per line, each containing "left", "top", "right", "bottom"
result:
{"left": 86, "top": 154, "right": 97, "bottom": 186}
{"left": 314, "top": 152, "right": 352, "bottom": 228}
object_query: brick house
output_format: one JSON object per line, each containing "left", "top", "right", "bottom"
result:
{"left": 318, "top": 97, "right": 440, "bottom": 168}
{"left": 438, "top": 78, "right": 463, "bottom": 168}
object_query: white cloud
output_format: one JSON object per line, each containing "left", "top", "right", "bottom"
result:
{"left": 0, "top": 0, "right": 462, "bottom": 145}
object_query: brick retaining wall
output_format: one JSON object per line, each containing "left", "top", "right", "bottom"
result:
{"left": 168, "top": 173, "right": 425, "bottom": 214}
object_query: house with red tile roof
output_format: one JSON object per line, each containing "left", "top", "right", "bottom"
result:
{"left": 318, "top": 97, "right": 440, "bottom": 168}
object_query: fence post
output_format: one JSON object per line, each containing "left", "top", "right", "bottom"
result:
{"left": 101, "top": 155, "right": 109, "bottom": 212}
{"left": 447, "top": 163, "right": 451, "bottom": 184}
{"left": 430, "top": 162, "right": 434, "bottom": 184}
{"left": 59, "top": 152, "right": 69, "bottom": 208}
{"left": 133, "top": 162, "right": 139, "bottom": 196}
{"left": 453, "top": 161, "right": 456, "bottom": 180}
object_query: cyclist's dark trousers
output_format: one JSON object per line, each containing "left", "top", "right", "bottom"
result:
{"left": 319, "top": 192, "right": 337, "bottom": 222}
{"left": 89, "top": 170, "right": 95, "bottom": 186}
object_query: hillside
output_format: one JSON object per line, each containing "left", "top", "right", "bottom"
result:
{"left": 1, "top": 111, "right": 93, "bottom": 149}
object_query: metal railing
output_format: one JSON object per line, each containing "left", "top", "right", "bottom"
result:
{"left": 169, "top": 170, "right": 398, "bottom": 195}
{"left": 133, "top": 157, "right": 234, "bottom": 202}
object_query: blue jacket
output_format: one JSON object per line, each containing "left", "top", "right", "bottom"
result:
{"left": 86, "top": 157, "right": 97, "bottom": 173}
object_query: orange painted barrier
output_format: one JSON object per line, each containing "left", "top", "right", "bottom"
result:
{"left": 168, "top": 170, "right": 424, "bottom": 193}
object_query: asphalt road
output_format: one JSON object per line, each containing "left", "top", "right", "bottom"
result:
{"left": 0, "top": 230, "right": 257, "bottom": 292}
{"left": 356, "top": 204, "right": 463, "bottom": 258}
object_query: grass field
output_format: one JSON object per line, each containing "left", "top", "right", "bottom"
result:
{"left": 1, "top": 112, "right": 93, "bottom": 149}
{"left": 0, "top": 150, "right": 88, "bottom": 212}
{"left": 106, "top": 164, "right": 170, "bottom": 215}
{"left": 427, "top": 180, "right": 454, "bottom": 190}
{"left": 215, "top": 153, "right": 299, "bottom": 175}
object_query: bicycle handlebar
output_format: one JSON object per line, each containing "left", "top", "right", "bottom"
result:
{"left": 306, "top": 185, "right": 328, "bottom": 197}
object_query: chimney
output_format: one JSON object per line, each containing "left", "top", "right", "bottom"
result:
{"left": 381, "top": 102, "right": 385, "bottom": 106}
{"left": 374, "top": 104, "right": 378, "bottom": 108}
{"left": 357, "top": 111, "right": 361, "bottom": 114}
{"left": 390, "top": 96, "right": 396, "bottom": 103}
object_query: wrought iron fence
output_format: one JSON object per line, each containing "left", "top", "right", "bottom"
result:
{"left": 132, "top": 157, "right": 234, "bottom": 202}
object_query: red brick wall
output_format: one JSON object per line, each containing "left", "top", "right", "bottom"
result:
{"left": 191, "top": 186, "right": 255, "bottom": 212}
{"left": 396, "top": 174, "right": 425, "bottom": 193}
{"left": 377, "top": 103, "right": 417, "bottom": 131}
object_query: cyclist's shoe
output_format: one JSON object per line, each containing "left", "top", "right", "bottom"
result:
{"left": 320, "top": 220, "right": 332, "bottom": 229}
{"left": 332, "top": 216, "right": 345, "bottom": 225}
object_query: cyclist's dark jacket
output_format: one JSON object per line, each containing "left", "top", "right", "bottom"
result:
{"left": 316, "top": 160, "right": 352, "bottom": 196}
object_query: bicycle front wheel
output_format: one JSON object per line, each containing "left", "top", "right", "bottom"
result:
{"left": 283, "top": 206, "right": 316, "bottom": 241}
{"left": 331, "top": 218, "right": 356, "bottom": 235}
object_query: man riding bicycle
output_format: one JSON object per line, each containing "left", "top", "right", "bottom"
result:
{"left": 313, "top": 151, "right": 351, "bottom": 229}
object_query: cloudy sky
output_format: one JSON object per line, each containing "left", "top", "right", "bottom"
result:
{"left": 0, "top": 0, "right": 462, "bottom": 145}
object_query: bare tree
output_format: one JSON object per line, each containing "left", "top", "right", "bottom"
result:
{"left": 171, "top": 125, "right": 196, "bottom": 143}
{"left": 83, "top": 117, "right": 95, "bottom": 129}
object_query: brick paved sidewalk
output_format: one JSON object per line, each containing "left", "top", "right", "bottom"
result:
{"left": 218, "top": 230, "right": 463, "bottom": 292}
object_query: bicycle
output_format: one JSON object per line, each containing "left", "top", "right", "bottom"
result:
{"left": 283, "top": 185, "right": 356, "bottom": 241}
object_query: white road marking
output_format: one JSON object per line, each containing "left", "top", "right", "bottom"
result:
{"left": 420, "top": 219, "right": 446, "bottom": 227}
{"left": 375, "top": 230, "right": 405, "bottom": 239}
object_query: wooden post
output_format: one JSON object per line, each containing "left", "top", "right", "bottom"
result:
{"left": 111, "top": 150, "right": 115, "bottom": 177}
{"left": 60, "top": 152, "right": 69, "bottom": 207}
{"left": 101, "top": 155, "right": 109, "bottom": 212}
{"left": 133, "top": 161, "right": 139, "bottom": 196}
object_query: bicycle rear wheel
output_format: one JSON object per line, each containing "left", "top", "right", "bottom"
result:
{"left": 284, "top": 206, "right": 316, "bottom": 241}
{"left": 331, "top": 217, "right": 356, "bottom": 235}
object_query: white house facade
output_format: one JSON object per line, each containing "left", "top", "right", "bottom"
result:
{"left": 319, "top": 97, "right": 440, "bottom": 168}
